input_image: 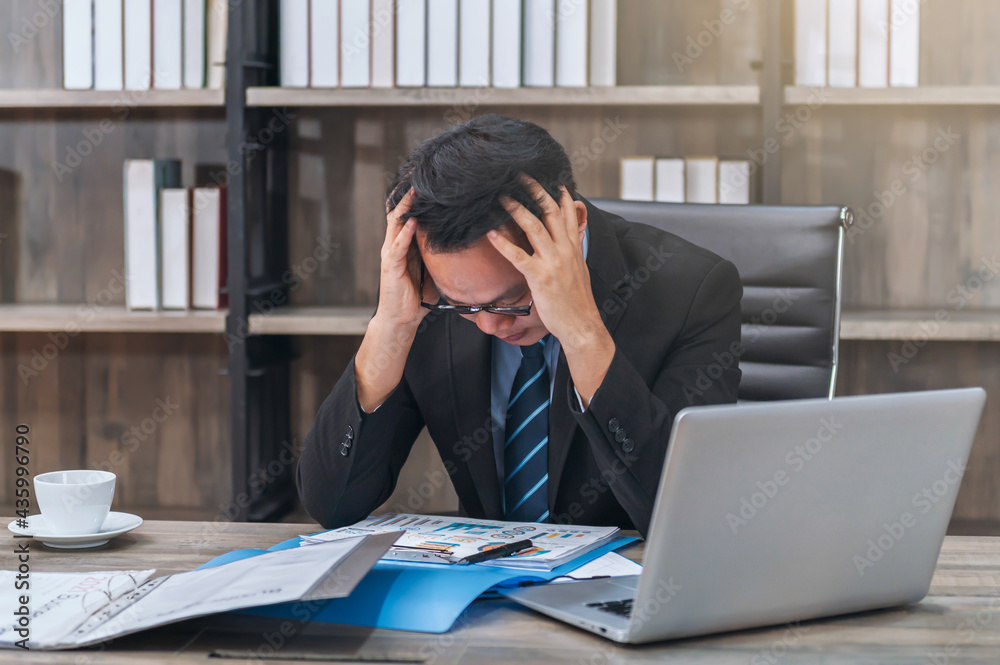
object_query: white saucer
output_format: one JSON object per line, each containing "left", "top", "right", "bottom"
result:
{"left": 8, "top": 512, "right": 143, "bottom": 549}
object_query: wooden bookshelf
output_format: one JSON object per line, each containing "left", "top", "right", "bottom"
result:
{"left": 248, "top": 307, "right": 371, "bottom": 335}
{"left": 0, "top": 89, "right": 225, "bottom": 109}
{"left": 246, "top": 85, "right": 761, "bottom": 108}
{"left": 840, "top": 310, "right": 1000, "bottom": 341}
{"left": 0, "top": 305, "right": 226, "bottom": 333}
{"left": 785, "top": 86, "right": 1000, "bottom": 106}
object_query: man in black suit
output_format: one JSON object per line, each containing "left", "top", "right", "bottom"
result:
{"left": 296, "top": 114, "right": 742, "bottom": 537}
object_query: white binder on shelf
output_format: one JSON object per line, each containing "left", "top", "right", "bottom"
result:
{"left": 280, "top": 0, "right": 310, "bottom": 87}
{"left": 555, "top": 0, "right": 588, "bottom": 87}
{"left": 310, "top": 0, "right": 340, "bottom": 87}
{"left": 858, "top": 0, "right": 889, "bottom": 88}
{"left": 153, "top": 0, "right": 183, "bottom": 89}
{"left": 63, "top": 0, "right": 94, "bottom": 90}
{"left": 459, "top": 0, "right": 491, "bottom": 87}
{"left": 827, "top": 0, "right": 857, "bottom": 87}
{"left": 341, "top": 0, "right": 372, "bottom": 87}
{"left": 589, "top": 0, "right": 617, "bottom": 87}
{"left": 397, "top": 0, "right": 428, "bottom": 87}
{"left": 794, "top": 0, "right": 827, "bottom": 86}
{"left": 94, "top": 0, "right": 124, "bottom": 90}
{"left": 523, "top": 0, "right": 555, "bottom": 87}
{"left": 889, "top": 0, "right": 920, "bottom": 87}
{"left": 492, "top": 0, "right": 522, "bottom": 88}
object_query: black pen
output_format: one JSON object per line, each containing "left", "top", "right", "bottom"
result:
{"left": 457, "top": 539, "right": 533, "bottom": 565}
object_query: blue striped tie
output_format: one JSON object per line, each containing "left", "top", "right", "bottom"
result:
{"left": 504, "top": 337, "right": 550, "bottom": 523}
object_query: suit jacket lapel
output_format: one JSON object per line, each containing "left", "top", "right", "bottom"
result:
{"left": 447, "top": 314, "right": 503, "bottom": 519}
{"left": 549, "top": 199, "right": 630, "bottom": 505}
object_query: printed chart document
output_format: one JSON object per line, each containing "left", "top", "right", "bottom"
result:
{"left": 0, "top": 533, "right": 398, "bottom": 650}
{"left": 301, "top": 513, "right": 620, "bottom": 570}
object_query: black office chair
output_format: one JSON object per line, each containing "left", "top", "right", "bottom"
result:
{"left": 590, "top": 199, "right": 853, "bottom": 402}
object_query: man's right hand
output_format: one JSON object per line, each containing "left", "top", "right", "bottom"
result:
{"left": 375, "top": 187, "right": 433, "bottom": 328}
{"left": 354, "top": 187, "right": 431, "bottom": 413}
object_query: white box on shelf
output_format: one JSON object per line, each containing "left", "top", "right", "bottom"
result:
{"left": 685, "top": 157, "right": 718, "bottom": 204}
{"left": 310, "top": 0, "right": 339, "bottom": 87}
{"left": 718, "top": 160, "right": 751, "bottom": 205}
{"left": 620, "top": 157, "right": 655, "bottom": 202}
{"left": 63, "top": 0, "right": 94, "bottom": 90}
{"left": 654, "top": 158, "right": 685, "bottom": 203}
{"left": 153, "top": 0, "right": 183, "bottom": 89}
{"left": 794, "top": 0, "right": 827, "bottom": 86}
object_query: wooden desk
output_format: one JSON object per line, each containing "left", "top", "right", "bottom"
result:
{"left": 3, "top": 519, "right": 1000, "bottom": 663}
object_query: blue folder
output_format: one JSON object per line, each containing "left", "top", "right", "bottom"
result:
{"left": 198, "top": 533, "right": 637, "bottom": 633}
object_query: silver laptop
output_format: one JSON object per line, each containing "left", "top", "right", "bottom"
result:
{"left": 504, "top": 388, "right": 986, "bottom": 643}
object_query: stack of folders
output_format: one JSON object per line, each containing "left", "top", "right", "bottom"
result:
{"left": 62, "top": 0, "right": 228, "bottom": 91}
{"left": 301, "top": 513, "right": 621, "bottom": 570}
{"left": 620, "top": 156, "right": 751, "bottom": 205}
{"left": 123, "top": 160, "right": 227, "bottom": 311}
{"left": 280, "top": 0, "right": 618, "bottom": 88}
{"left": 795, "top": 0, "right": 919, "bottom": 88}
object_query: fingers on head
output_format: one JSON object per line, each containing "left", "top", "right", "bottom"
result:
{"left": 387, "top": 184, "right": 416, "bottom": 217}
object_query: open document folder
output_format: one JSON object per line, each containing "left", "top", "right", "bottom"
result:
{"left": 0, "top": 532, "right": 399, "bottom": 651}
{"left": 302, "top": 513, "right": 620, "bottom": 570}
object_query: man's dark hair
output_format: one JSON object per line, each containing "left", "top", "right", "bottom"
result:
{"left": 385, "top": 114, "right": 576, "bottom": 253}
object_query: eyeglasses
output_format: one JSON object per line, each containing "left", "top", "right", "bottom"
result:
{"left": 419, "top": 264, "right": 533, "bottom": 316}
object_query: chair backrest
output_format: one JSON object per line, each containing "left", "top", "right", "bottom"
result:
{"left": 590, "top": 199, "right": 852, "bottom": 402}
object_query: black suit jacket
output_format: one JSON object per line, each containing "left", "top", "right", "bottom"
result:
{"left": 296, "top": 198, "right": 743, "bottom": 537}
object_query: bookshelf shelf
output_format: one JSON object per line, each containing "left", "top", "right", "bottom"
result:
{"left": 245, "top": 308, "right": 1000, "bottom": 340}
{"left": 785, "top": 86, "right": 1000, "bottom": 106}
{"left": 0, "top": 89, "right": 225, "bottom": 109}
{"left": 246, "top": 85, "right": 761, "bottom": 108}
{"left": 840, "top": 309, "right": 1000, "bottom": 341}
{"left": 248, "top": 307, "right": 372, "bottom": 336}
{"left": 0, "top": 305, "right": 227, "bottom": 333}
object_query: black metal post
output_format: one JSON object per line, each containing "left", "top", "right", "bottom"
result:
{"left": 226, "top": 0, "right": 295, "bottom": 521}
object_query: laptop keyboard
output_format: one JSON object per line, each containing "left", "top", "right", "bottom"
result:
{"left": 586, "top": 598, "right": 633, "bottom": 618}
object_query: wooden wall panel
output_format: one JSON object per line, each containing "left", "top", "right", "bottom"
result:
{"left": 781, "top": 107, "right": 1000, "bottom": 309}
{"left": 0, "top": 0, "right": 61, "bottom": 89}
{"left": 921, "top": 0, "right": 1000, "bottom": 86}
{"left": 0, "top": 332, "right": 231, "bottom": 512}
{"left": 837, "top": 341, "right": 1000, "bottom": 524}
{"left": 617, "top": 0, "right": 761, "bottom": 85}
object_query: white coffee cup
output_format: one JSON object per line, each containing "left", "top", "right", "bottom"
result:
{"left": 34, "top": 470, "right": 116, "bottom": 535}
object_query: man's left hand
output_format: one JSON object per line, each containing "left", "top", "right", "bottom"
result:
{"left": 487, "top": 174, "right": 616, "bottom": 407}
